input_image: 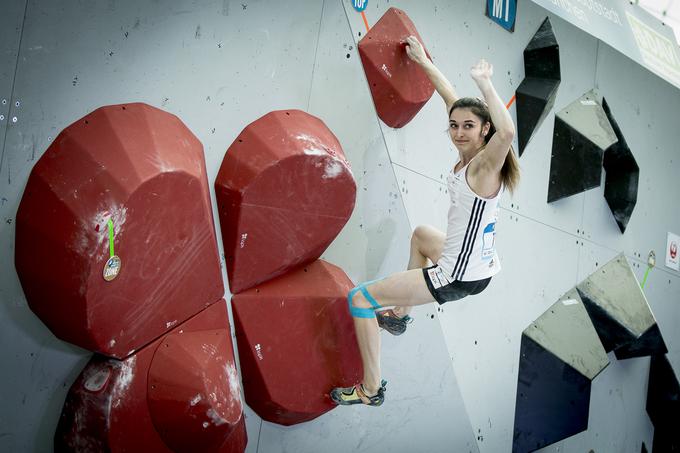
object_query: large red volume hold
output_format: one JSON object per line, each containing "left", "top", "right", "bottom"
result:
{"left": 358, "top": 7, "right": 435, "bottom": 128}
{"left": 15, "top": 103, "right": 223, "bottom": 359}
{"left": 215, "top": 110, "right": 356, "bottom": 294}
{"left": 55, "top": 301, "right": 247, "bottom": 453}
{"left": 148, "top": 329, "right": 243, "bottom": 453}
{"left": 231, "top": 260, "right": 362, "bottom": 425}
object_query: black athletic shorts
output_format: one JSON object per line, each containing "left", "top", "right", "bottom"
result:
{"left": 422, "top": 265, "right": 491, "bottom": 304}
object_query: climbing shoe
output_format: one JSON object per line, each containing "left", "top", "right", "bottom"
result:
{"left": 376, "top": 309, "right": 413, "bottom": 336}
{"left": 330, "top": 380, "right": 387, "bottom": 406}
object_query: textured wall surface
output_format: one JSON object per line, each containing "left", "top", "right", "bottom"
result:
{"left": 1, "top": 1, "right": 679, "bottom": 452}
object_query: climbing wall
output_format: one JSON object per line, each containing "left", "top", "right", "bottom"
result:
{"left": 1, "top": 0, "right": 680, "bottom": 452}
{"left": 343, "top": 1, "right": 680, "bottom": 453}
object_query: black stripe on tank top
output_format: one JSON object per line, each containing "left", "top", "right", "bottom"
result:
{"left": 451, "top": 198, "right": 479, "bottom": 279}
{"left": 456, "top": 198, "right": 486, "bottom": 280}
{"left": 451, "top": 198, "right": 485, "bottom": 279}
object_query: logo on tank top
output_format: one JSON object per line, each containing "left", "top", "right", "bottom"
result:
{"left": 481, "top": 221, "right": 496, "bottom": 260}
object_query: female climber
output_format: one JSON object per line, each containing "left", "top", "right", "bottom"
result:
{"left": 330, "top": 36, "right": 520, "bottom": 406}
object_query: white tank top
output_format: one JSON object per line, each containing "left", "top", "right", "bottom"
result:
{"left": 436, "top": 158, "right": 502, "bottom": 282}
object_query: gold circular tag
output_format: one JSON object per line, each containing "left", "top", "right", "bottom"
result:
{"left": 103, "top": 255, "right": 121, "bottom": 281}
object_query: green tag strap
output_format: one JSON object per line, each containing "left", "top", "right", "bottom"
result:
{"left": 107, "top": 219, "right": 115, "bottom": 258}
{"left": 640, "top": 266, "right": 651, "bottom": 290}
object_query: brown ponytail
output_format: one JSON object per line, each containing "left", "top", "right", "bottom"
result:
{"left": 499, "top": 145, "right": 520, "bottom": 194}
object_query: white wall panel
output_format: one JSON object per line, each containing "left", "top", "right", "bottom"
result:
{"left": 257, "top": 307, "right": 480, "bottom": 453}
{"left": 439, "top": 209, "right": 583, "bottom": 453}
{"left": 344, "top": 1, "right": 675, "bottom": 452}
{"left": 258, "top": 380, "right": 478, "bottom": 453}
{"left": 533, "top": 241, "right": 656, "bottom": 453}
{"left": 636, "top": 257, "right": 680, "bottom": 377}
{"left": 343, "top": 0, "right": 526, "bottom": 182}
{"left": 508, "top": 12, "right": 600, "bottom": 235}
{"left": 298, "top": 2, "right": 480, "bottom": 451}
{"left": 392, "top": 164, "right": 449, "bottom": 232}
{"left": 580, "top": 38, "right": 680, "bottom": 417}
{"left": 537, "top": 353, "right": 654, "bottom": 453}
{"left": 582, "top": 42, "right": 680, "bottom": 273}
{"left": 309, "top": 1, "right": 413, "bottom": 283}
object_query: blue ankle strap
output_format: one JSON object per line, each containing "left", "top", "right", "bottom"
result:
{"left": 348, "top": 279, "right": 383, "bottom": 318}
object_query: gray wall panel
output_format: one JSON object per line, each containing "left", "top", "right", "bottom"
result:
{"left": 0, "top": 2, "right": 50, "bottom": 453}
{"left": 0, "top": 1, "right": 323, "bottom": 452}
{"left": 0, "top": 0, "right": 25, "bottom": 167}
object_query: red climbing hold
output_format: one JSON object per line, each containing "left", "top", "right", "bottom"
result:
{"left": 215, "top": 110, "right": 356, "bottom": 294}
{"left": 148, "top": 329, "right": 244, "bottom": 452}
{"left": 15, "top": 103, "right": 224, "bottom": 358}
{"left": 358, "top": 7, "right": 435, "bottom": 128}
{"left": 55, "top": 301, "right": 247, "bottom": 453}
{"left": 231, "top": 260, "right": 362, "bottom": 425}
